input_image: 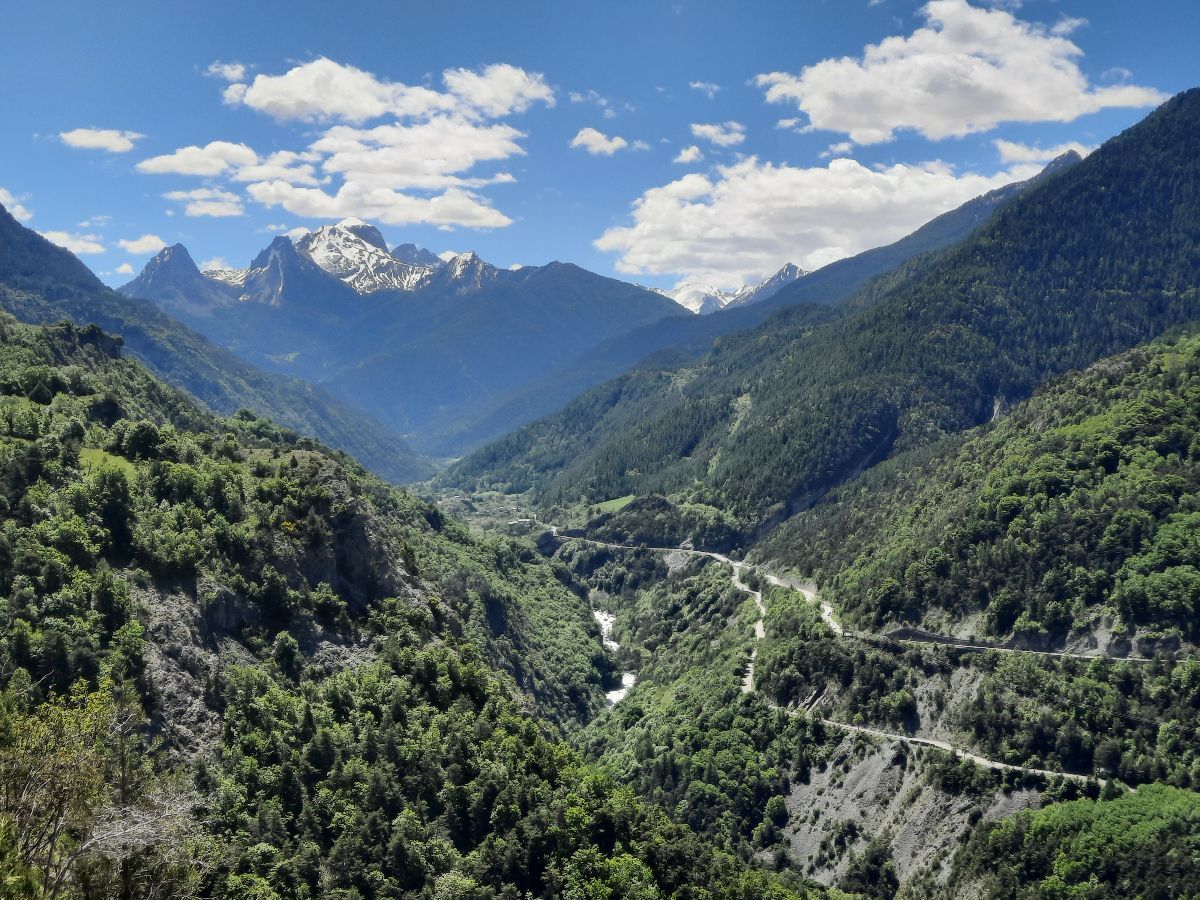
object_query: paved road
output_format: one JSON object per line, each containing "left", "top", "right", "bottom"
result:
{"left": 884, "top": 634, "right": 1151, "bottom": 664}
{"left": 811, "top": 718, "right": 1105, "bottom": 785}
{"left": 553, "top": 532, "right": 1150, "bottom": 661}
{"left": 731, "top": 567, "right": 765, "bottom": 693}
{"left": 553, "top": 530, "right": 1118, "bottom": 786}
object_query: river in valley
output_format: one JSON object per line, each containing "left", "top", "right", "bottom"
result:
{"left": 592, "top": 608, "right": 636, "bottom": 705}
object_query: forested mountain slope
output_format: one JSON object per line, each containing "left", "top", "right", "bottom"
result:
{"left": 550, "top": 523, "right": 1200, "bottom": 896}
{"left": 540, "top": 329, "right": 1200, "bottom": 895}
{"left": 445, "top": 90, "right": 1200, "bottom": 531}
{"left": 436, "top": 157, "right": 1077, "bottom": 456}
{"left": 121, "top": 227, "right": 687, "bottom": 456}
{"left": 0, "top": 205, "right": 430, "bottom": 482}
{"left": 760, "top": 327, "right": 1200, "bottom": 651}
{"left": 0, "top": 312, "right": 824, "bottom": 898}
{"left": 328, "top": 262, "right": 690, "bottom": 451}
{"left": 931, "top": 784, "right": 1200, "bottom": 899}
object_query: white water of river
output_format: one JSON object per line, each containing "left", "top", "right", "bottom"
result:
{"left": 592, "top": 608, "right": 636, "bottom": 704}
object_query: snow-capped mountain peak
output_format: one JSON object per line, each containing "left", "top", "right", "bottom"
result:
{"left": 296, "top": 219, "right": 439, "bottom": 294}
{"left": 435, "top": 251, "right": 500, "bottom": 291}
{"left": 657, "top": 263, "right": 808, "bottom": 315}
{"left": 726, "top": 262, "right": 808, "bottom": 309}
{"left": 655, "top": 282, "right": 737, "bottom": 315}
{"left": 203, "top": 267, "right": 249, "bottom": 289}
{"left": 333, "top": 217, "right": 388, "bottom": 251}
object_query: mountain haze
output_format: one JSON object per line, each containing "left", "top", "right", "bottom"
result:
{"left": 656, "top": 262, "right": 808, "bottom": 314}
{"left": 120, "top": 220, "right": 687, "bottom": 454}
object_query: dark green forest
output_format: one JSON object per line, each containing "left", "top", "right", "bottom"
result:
{"left": 446, "top": 89, "right": 1200, "bottom": 535}
{"left": 0, "top": 313, "right": 827, "bottom": 898}
{"left": 764, "top": 328, "right": 1200, "bottom": 645}
{"left": 5, "top": 82, "right": 1200, "bottom": 900}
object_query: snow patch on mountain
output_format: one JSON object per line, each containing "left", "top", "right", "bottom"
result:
{"left": 655, "top": 263, "right": 808, "bottom": 314}
{"left": 297, "top": 221, "right": 438, "bottom": 294}
{"left": 433, "top": 251, "right": 501, "bottom": 291}
{"left": 204, "top": 267, "right": 249, "bottom": 289}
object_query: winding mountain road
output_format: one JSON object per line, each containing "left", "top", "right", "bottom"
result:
{"left": 554, "top": 531, "right": 1118, "bottom": 786}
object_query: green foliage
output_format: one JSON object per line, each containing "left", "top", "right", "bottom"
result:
{"left": 766, "top": 329, "right": 1200, "bottom": 645}
{"left": 448, "top": 89, "right": 1200, "bottom": 532}
{"left": 570, "top": 555, "right": 826, "bottom": 857}
{"left": 756, "top": 590, "right": 926, "bottom": 730}
{"left": 206, "top": 623, "right": 815, "bottom": 899}
{"left": 955, "top": 653, "right": 1200, "bottom": 787}
{"left": 0, "top": 681, "right": 202, "bottom": 900}
{"left": 584, "top": 494, "right": 740, "bottom": 550}
{"left": 0, "top": 314, "right": 818, "bottom": 898}
{"left": 837, "top": 839, "right": 898, "bottom": 900}
{"left": 951, "top": 784, "right": 1200, "bottom": 899}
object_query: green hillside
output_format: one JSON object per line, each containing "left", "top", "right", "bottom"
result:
{"left": 761, "top": 328, "right": 1200, "bottom": 648}
{"left": 0, "top": 204, "right": 431, "bottom": 483}
{"left": 0, "top": 312, "right": 825, "bottom": 899}
{"left": 445, "top": 90, "right": 1200, "bottom": 534}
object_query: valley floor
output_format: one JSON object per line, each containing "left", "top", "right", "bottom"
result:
{"left": 554, "top": 532, "right": 1122, "bottom": 786}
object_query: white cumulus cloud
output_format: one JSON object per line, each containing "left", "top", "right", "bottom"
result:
{"left": 163, "top": 187, "right": 245, "bottom": 217}
{"left": 689, "top": 81, "right": 720, "bottom": 99}
{"left": 136, "top": 141, "right": 258, "bottom": 176}
{"left": 246, "top": 181, "right": 511, "bottom": 228}
{"left": 690, "top": 121, "right": 745, "bottom": 147}
{"left": 224, "top": 57, "right": 454, "bottom": 122}
{"left": 40, "top": 231, "right": 105, "bottom": 255}
{"left": 115, "top": 262, "right": 134, "bottom": 275}
{"left": 821, "top": 141, "right": 856, "bottom": 158}
{"left": 313, "top": 119, "right": 524, "bottom": 190}
{"left": 205, "top": 60, "right": 246, "bottom": 82}
{"left": 755, "top": 0, "right": 1165, "bottom": 145}
{"left": 570, "top": 127, "right": 629, "bottom": 156}
{"left": 60, "top": 127, "right": 144, "bottom": 153}
{"left": 223, "top": 57, "right": 552, "bottom": 123}
{"left": 1050, "top": 15, "right": 1088, "bottom": 36}
{"left": 230, "top": 150, "right": 321, "bottom": 186}
{"left": 443, "top": 63, "right": 555, "bottom": 117}
{"left": 201, "top": 58, "right": 552, "bottom": 229}
{"left": 595, "top": 155, "right": 1041, "bottom": 288}
{"left": 118, "top": 234, "right": 167, "bottom": 255}
{"left": 0, "top": 188, "right": 32, "bottom": 222}
{"left": 673, "top": 145, "right": 704, "bottom": 164}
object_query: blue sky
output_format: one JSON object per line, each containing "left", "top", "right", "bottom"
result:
{"left": 2, "top": 0, "right": 1195, "bottom": 289}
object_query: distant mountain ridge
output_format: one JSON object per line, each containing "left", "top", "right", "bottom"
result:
{"left": 655, "top": 262, "right": 807, "bottom": 314}
{"left": 120, "top": 221, "right": 686, "bottom": 454}
{"left": 119, "top": 156, "right": 1072, "bottom": 459}
{"left": 443, "top": 92, "right": 1200, "bottom": 533}
{"left": 0, "top": 202, "right": 431, "bottom": 482}
{"left": 432, "top": 156, "right": 1078, "bottom": 455}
